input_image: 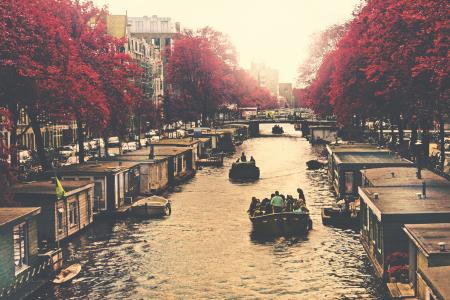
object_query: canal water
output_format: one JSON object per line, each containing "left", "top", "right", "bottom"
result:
{"left": 36, "top": 124, "right": 386, "bottom": 299}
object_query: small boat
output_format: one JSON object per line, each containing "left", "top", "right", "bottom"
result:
{"left": 321, "top": 207, "right": 359, "bottom": 227}
{"left": 229, "top": 161, "right": 260, "bottom": 181}
{"left": 234, "top": 140, "right": 243, "bottom": 146}
{"left": 250, "top": 211, "right": 312, "bottom": 236}
{"left": 197, "top": 155, "right": 224, "bottom": 167}
{"left": 131, "top": 196, "right": 171, "bottom": 217}
{"left": 306, "top": 159, "right": 326, "bottom": 170}
{"left": 53, "top": 264, "right": 81, "bottom": 284}
{"left": 272, "top": 125, "right": 284, "bottom": 134}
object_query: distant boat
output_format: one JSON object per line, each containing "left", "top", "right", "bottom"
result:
{"left": 272, "top": 125, "right": 284, "bottom": 134}
{"left": 197, "top": 154, "right": 224, "bottom": 167}
{"left": 249, "top": 212, "right": 312, "bottom": 236}
{"left": 131, "top": 196, "right": 171, "bottom": 217}
{"left": 53, "top": 264, "right": 81, "bottom": 284}
{"left": 306, "top": 159, "right": 326, "bottom": 170}
{"left": 229, "top": 161, "right": 260, "bottom": 181}
{"left": 294, "top": 123, "right": 301, "bottom": 131}
{"left": 234, "top": 140, "right": 243, "bottom": 146}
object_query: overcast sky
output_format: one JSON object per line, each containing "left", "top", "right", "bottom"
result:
{"left": 93, "top": 0, "right": 360, "bottom": 83}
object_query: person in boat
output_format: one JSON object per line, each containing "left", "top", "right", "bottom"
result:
{"left": 297, "top": 188, "right": 306, "bottom": 205}
{"left": 236, "top": 158, "right": 240, "bottom": 163}
{"left": 250, "top": 156, "right": 255, "bottom": 163}
{"left": 248, "top": 197, "right": 260, "bottom": 216}
{"left": 241, "top": 152, "right": 247, "bottom": 162}
{"left": 270, "top": 191, "right": 284, "bottom": 213}
{"left": 261, "top": 197, "right": 271, "bottom": 214}
{"left": 285, "top": 195, "right": 294, "bottom": 212}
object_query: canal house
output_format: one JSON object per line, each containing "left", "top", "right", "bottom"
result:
{"left": 0, "top": 207, "right": 51, "bottom": 299}
{"left": 12, "top": 180, "right": 95, "bottom": 246}
{"left": 110, "top": 155, "right": 170, "bottom": 194}
{"left": 362, "top": 167, "right": 449, "bottom": 188}
{"left": 52, "top": 161, "right": 141, "bottom": 213}
{"left": 330, "top": 150, "right": 412, "bottom": 199}
{"left": 358, "top": 186, "right": 450, "bottom": 280}
{"left": 403, "top": 223, "right": 450, "bottom": 300}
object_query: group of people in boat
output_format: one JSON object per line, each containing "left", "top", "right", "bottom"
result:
{"left": 248, "top": 188, "right": 308, "bottom": 216}
{"left": 236, "top": 152, "right": 255, "bottom": 163}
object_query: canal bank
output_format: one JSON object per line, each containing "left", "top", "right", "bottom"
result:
{"left": 34, "top": 124, "right": 386, "bottom": 299}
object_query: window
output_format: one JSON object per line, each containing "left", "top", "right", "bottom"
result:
{"left": 69, "top": 202, "right": 78, "bottom": 227}
{"left": 13, "top": 222, "right": 28, "bottom": 272}
{"left": 57, "top": 208, "right": 64, "bottom": 231}
{"left": 344, "top": 171, "right": 354, "bottom": 194}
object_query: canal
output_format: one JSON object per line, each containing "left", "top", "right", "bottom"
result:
{"left": 36, "top": 124, "right": 386, "bottom": 299}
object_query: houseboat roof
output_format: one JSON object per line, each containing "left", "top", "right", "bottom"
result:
{"left": 418, "top": 265, "right": 450, "bottom": 300}
{"left": 359, "top": 186, "right": 450, "bottom": 222}
{"left": 334, "top": 151, "right": 412, "bottom": 166}
{"left": 54, "top": 161, "right": 139, "bottom": 175}
{"left": 12, "top": 180, "right": 95, "bottom": 197}
{"left": 326, "top": 143, "right": 388, "bottom": 155}
{"left": 0, "top": 207, "right": 41, "bottom": 227}
{"left": 404, "top": 223, "right": 450, "bottom": 257}
{"left": 362, "top": 167, "right": 449, "bottom": 187}
{"left": 122, "top": 147, "right": 192, "bottom": 157}
{"left": 111, "top": 155, "right": 167, "bottom": 163}
{"left": 152, "top": 138, "right": 200, "bottom": 146}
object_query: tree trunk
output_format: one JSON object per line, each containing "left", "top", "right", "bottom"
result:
{"left": 76, "top": 113, "right": 85, "bottom": 164}
{"left": 410, "top": 121, "right": 418, "bottom": 161}
{"left": 103, "top": 134, "right": 109, "bottom": 157}
{"left": 9, "top": 105, "right": 19, "bottom": 167}
{"left": 421, "top": 126, "right": 430, "bottom": 166}
{"left": 398, "top": 114, "right": 404, "bottom": 143}
{"left": 438, "top": 114, "right": 445, "bottom": 170}
{"left": 27, "top": 107, "right": 51, "bottom": 170}
{"left": 379, "top": 119, "right": 384, "bottom": 146}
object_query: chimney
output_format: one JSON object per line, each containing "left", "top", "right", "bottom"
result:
{"left": 416, "top": 193, "right": 423, "bottom": 199}
{"left": 439, "top": 242, "right": 447, "bottom": 252}
{"left": 149, "top": 145, "right": 155, "bottom": 159}
{"left": 416, "top": 141, "right": 423, "bottom": 179}
{"left": 119, "top": 161, "right": 122, "bottom": 166}
{"left": 373, "top": 193, "right": 379, "bottom": 200}
{"left": 391, "top": 172, "right": 395, "bottom": 178}
{"left": 422, "top": 181, "right": 426, "bottom": 198}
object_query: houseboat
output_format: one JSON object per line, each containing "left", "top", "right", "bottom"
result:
{"left": 308, "top": 125, "right": 338, "bottom": 144}
{"left": 152, "top": 137, "right": 211, "bottom": 163}
{"left": 192, "top": 128, "right": 235, "bottom": 153}
{"left": 358, "top": 185, "right": 450, "bottom": 280}
{"left": 12, "top": 180, "right": 95, "bottom": 247}
{"left": 402, "top": 223, "right": 450, "bottom": 300}
{"left": 0, "top": 207, "right": 53, "bottom": 299}
{"left": 330, "top": 150, "right": 412, "bottom": 199}
{"left": 122, "top": 147, "right": 196, "bottom": 185}
{"left": 51, "top": 161, "right": 141, "bottom": 214}
{"left": 106, "top": 155, "right": 170, "bottom": 194}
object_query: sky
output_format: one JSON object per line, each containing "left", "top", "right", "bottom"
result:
{"left": 92, "top": 0, "right": 361, "bottom": 84}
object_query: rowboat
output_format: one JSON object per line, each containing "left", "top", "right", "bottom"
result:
{"left": 131, "top": 196, "right": 171, "bottom": 217}
{"left": 197, "top": 155, "right": 223, "bottom": 166}
{"left": 53, "top": 264, "right": 81, "bottom": 284}
{"left": 229, "top": 161, "right": 260, "bottom": 181}
{"left": 249, "top": 211, "right": 312, "bottom": 236}
{"left": 321, "top": 207, "right": 359, "bottom": 227}
{"left": 306, "top": 159, "right": 326, "bottom": 170}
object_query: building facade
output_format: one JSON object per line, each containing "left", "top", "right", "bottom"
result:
{"left": 279, "top": 83, "right": 294, "bottom": 107}
{"left": 250, "top": 62, "right": 279, "bottom": 96}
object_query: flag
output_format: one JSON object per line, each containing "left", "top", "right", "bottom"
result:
{"left": 55, "top": 177, "right": 66, "bottom": 200}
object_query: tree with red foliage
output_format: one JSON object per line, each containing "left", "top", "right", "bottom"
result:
{"left": 166, "top": 30, "right": 233, "bottom": 126}
{"left": 293, "top": 88, "right": 308, "bottom": 108}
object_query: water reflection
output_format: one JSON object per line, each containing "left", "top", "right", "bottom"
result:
{"left": 35, "top": 124, "right": 386, "bottom": 299}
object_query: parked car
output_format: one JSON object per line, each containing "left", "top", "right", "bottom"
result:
{"left": 56, "top": 146, "right": 74, "bottom": 158}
